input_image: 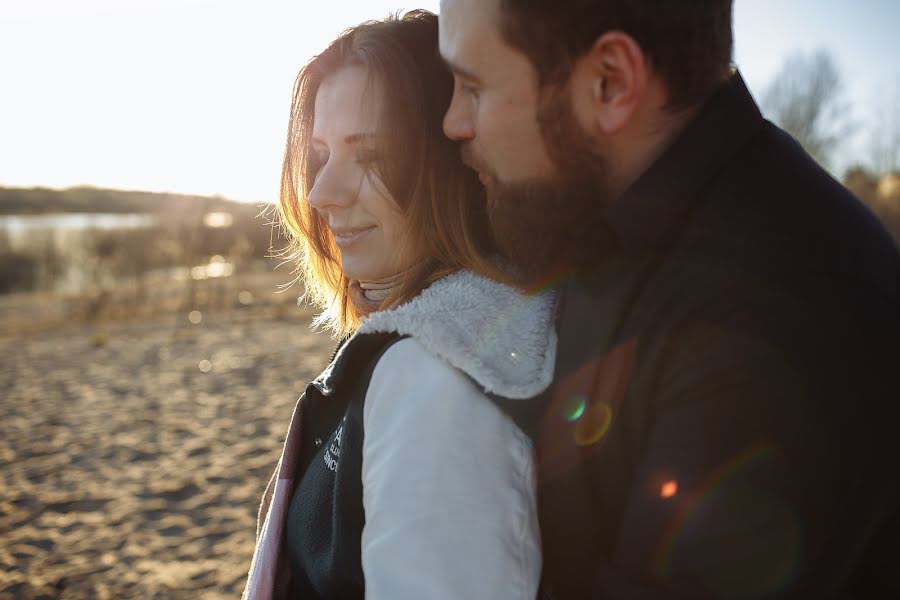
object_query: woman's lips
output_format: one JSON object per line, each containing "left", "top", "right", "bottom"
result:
{"left": 331, "top": 226, "right": 375, "bottom": 247}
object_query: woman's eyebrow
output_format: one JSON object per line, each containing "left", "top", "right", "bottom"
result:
{"left": 344, "top": 132, "right": 378, "bottom": 144}
{"left": 310, "top": 132, "right": 376, "bottom": 147}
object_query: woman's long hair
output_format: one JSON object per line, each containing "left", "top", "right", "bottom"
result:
{"left": 276, "top": 10, "right": 496, "bottom": 336}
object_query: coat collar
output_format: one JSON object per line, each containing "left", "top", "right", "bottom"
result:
{"left": 603, "top": 70, "right": 765, "bottom": 254}
{"left": 316, "top": 270, "right": 558, "bottom": 400}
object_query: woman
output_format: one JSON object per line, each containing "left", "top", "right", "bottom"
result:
{"left": 243, "top": 11, "right": 556, "bottom": 599}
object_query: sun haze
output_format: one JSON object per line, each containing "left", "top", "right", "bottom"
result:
{"left": 0, "top": 0, "right": 896, "bottom": 202}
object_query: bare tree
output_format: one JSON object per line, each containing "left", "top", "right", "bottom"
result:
{"left": 868, "top": 81, "right": 900, "bottom": 175}
{"left": 762, "top": 49, "right": 854, "bottom": 169}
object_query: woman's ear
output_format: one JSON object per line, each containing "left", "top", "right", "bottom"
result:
{"left": 570, "top": 31, "right": 648, "bottom": 135}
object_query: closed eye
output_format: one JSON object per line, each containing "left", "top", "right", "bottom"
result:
{"left": 309, "top": 140, "right": 329, "bottom": 162}
{"left": 453, "top": 75, "right": 480, "bottom": 98}
{"left": 307, "top": 149, "right": 328, "bottom": 180}
{"left": 355, "top": 147, "right": 380, "bottom": 166}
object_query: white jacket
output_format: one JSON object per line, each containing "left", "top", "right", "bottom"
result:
{"left": 243, "top": 270, "right": 557, "bottom": 599}
{"left": 355, "top": 269, "right": 557, "bottom": 599}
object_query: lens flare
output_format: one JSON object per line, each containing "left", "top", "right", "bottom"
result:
{"left": 573, "top": 402, "right": 612, "bottom": 447}
{"left": 660, "top": 480, "right": 678, "bottom": 499}
{"left": 562, "top": 394, "right": 587, "bottom": 422}
{"left": 652, "top": 443, "right": 801, "bottom": 598}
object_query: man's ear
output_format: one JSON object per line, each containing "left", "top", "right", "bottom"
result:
{"left": 570, "top": 31, "right": 648, "bottom": 135}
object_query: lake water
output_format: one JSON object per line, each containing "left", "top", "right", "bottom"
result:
{"left": 0, "top": 213, "right": 160, "bottom": 257}
{"left": 0, "top": 213, "right": 158, "bottom": 232}
{"left": 0, "top": 212, "right": 239, "bottom": 293}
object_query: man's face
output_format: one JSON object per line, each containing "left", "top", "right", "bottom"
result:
{"left": 439, "top": 0, "right": 556, "bottom": 187}
{"left": 440, "top": 0, "right": 617, "bottom": 284}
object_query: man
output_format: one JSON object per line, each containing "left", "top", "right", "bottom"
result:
{"left": 440, "top": 0, "right": 900, "bottom": 597}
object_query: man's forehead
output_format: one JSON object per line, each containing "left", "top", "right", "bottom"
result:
{"left": 439, "top": 0, "right": 486, "bottom": 19}
{"left": 439, "top": 0, "right": 498, "bottom": 57}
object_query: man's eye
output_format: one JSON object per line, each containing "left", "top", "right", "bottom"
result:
{"left": 452, "top": 75, "right": 479, "bottom": 98}
{"left": 460, "top": 82, "right": 479, "bottom": 97}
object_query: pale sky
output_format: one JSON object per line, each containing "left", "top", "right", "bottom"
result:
{"left": 1, "top": 0, "right": 898, "bottom": 203}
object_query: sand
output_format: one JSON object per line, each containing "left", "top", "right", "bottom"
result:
{"left": 0, "top": 282, "right": 335, "bottom": 598}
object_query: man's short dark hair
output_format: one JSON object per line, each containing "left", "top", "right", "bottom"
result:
{"left": 498, "top": 0, "right": 734, "bottom": 110}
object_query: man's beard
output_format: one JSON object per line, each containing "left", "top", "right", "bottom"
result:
{"left": 481, "top": 90, "right": 618, "bottom": 288}
{"left": 486, "top": 171, "right": 615, "bottom": 288}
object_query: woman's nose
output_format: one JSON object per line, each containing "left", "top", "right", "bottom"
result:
{"left": 307, "top": 159, "right": 357, "bottom": 213}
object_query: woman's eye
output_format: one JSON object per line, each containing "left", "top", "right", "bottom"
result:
{"left": 356, "top": 148, "right": 380, "bottom": 165}
{"left": 307, "top": 151, "right": 327, "bottom": 181}
{"left": 308, "top": 148, "right": 328, "bottom": 168}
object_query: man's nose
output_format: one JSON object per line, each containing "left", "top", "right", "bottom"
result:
{"left": 443, "top": 91, "right": 475, "bottom": 141}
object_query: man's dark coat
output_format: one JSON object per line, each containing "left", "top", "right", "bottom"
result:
{"left": 499, "top": 72, "right": 900, "bottom": 598}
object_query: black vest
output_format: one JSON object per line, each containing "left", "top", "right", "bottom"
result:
{"left": 285, "top": 332, "right": 401, "bottom": 599}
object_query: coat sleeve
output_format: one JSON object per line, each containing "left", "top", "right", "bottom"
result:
{"left": 360, "top": 338, "right": 542, "bottom": 600}
{"left": 595, "top": 300, "right": 900, "bottom": 598}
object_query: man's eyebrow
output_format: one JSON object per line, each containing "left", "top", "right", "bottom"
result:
{"left": 441, "top": 56, "right": 482, "bottom": 84}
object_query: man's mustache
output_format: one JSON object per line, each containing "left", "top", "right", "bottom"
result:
{"left": 459, "top": 144, "right": 486, "bottom": 174}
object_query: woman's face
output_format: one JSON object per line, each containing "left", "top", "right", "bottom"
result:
{"left": 308, "top": 66, "right": 410, "bottom": 282}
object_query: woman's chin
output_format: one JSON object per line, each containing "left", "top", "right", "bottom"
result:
{"left": 340, "top": 259, "right": 375, "bottom": 282}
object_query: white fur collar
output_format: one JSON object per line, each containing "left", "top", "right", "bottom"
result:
{"left": 356, "top": 270, "right": 558, "bottom": 399}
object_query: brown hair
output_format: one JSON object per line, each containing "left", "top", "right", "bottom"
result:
{"left": 276, "top": 10, "right": 495, "bottom": 336}
{"left": 498, "top": 0, "right": 734, "bottom": 110}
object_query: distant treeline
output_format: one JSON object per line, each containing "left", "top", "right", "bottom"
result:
{"left": 0, "top": 177, "right": 896, "bottom": 299}
{"left": 0, "top": 185, "right": 266, "bottom": 218}
{"left": 0, "top": 186, "right": 293, "bottom": 296}
{"left": 844, "top": 168, "right": 900, "bottom": 245}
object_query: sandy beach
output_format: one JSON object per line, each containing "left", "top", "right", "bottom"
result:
{"left": 0, "top": 276, "right": 335, "bottom": 598}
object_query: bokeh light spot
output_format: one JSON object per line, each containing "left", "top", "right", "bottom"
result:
{"left": 238, "top": 290, "right": 254, "bottom": 305}
{"left": 203, "top": 212, "right": 234, "bottom": 228}
{"left": 188, "top": 310, "right": 202, "bottom": 324}
{"left": 660, "top": 480, "right": 678, "bottom": 499}
{"left": 573, "top": 402, "right": 612, "bottom": 447}
{"left": 562, "top": 394, "right": 587, "bottom": 422}
{"left": 198, "top": 360, "right": 212, "bottom": 373}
